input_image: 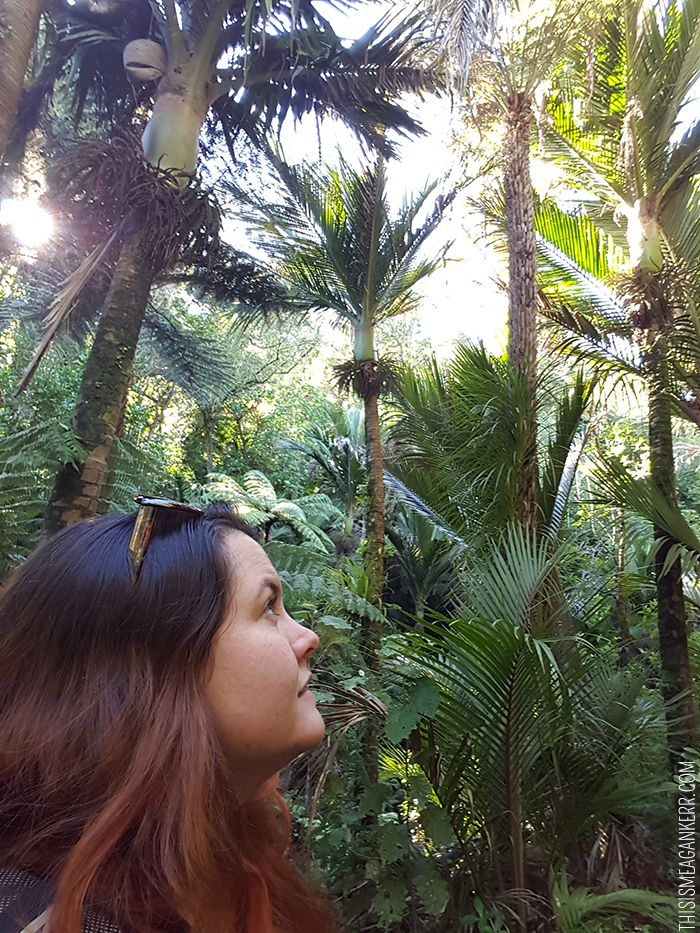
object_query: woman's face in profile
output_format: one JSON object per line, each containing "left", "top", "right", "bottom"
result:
{"left": 202, "top": 532, "right": 325, "bottom": 797}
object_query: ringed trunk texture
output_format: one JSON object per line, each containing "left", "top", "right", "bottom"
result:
{"left": 646, "top": 330, "right": 698, "bottom": 764}
{"left": 46, "top": 231, "right": 155, "bottom": 531}
{"left": 0, "top": 0, "right": 43, "bottom": 159}
{"left": 362, "top": 368, "right": 385, "bottom": 785}
{"left": 503, "top": 93, "right": 538, "bottom": 528}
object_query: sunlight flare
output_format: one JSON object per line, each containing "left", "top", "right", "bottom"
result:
{"left": 0, "top": 199, "right": 53, "bottom": 248}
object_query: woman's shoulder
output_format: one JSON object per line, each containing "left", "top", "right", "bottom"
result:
{"left": 0, "top": 869, "right": 121, "bottom": 933}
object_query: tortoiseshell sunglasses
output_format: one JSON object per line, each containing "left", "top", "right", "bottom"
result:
{"left": 128, "top": 495, "right": 202, "bottom": 580}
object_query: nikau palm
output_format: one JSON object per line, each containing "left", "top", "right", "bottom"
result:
{"left": 422, "top": 0, "right": 598, "bottom": 527}
{"left": 238, "top": 156, "right": 450, "bottom": 781}
{"left": 245, "top": 156, "right": 451, "bottom": 606}
{"left": 538, "top": 0, "right": 700, "bottom": 759}
{"left": 26, "top": 0, "right": 441, "bottom": 529}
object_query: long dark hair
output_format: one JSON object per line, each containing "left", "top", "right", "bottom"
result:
{"left": 0, "top": 504, "right": 330, "bottom": 933}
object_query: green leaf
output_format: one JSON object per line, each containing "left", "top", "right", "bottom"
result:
{"left": 413, "top": 858, "right": 449, "bottom": 917}
{"left": 377, "top": 823, "right": 410, "bottom": 864}
{"left": 371, "top": 879, "right": 407, "bottom": 926}
{"left": 410, "top": 676, "right": 441, "bottom": 718}
{"left": 420, "top": 802, "right": 454, "bottom": 848}
{"left": 358, "top": 782, "right": 393, "bottom": 816}
{"left": 385, "top": 707, "right": 420, "bottom": 744}
{"left": 318, "top": 614, "right": 352, "bottom": 630}
{"left": 315, "top": 613, "right": 353, "bottom": 648}
{"left": 385, "top": 676, "right": 441, "bottom": 743}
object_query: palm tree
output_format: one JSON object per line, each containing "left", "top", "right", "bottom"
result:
{"left": 239, "top": 156, "right": 452, "bottom": 605}
{"left": 421, "top": 0, "right": 599, "bottom": 526}
{"left": 25, "top": 0, "right": 442, "bottom": 529}
{"left": 404, "top": 528, "right": 670, "bottom": 928}
{"left": 236, "top": 155, "right": 451, "bottom": 783}
{"left": 387, "top": 343, "right": 593, "bottom": 549}
{"left": 535, "top": 0, "right": 700, "bottom": 760}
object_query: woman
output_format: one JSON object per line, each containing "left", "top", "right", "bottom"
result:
{"left": 0, "top": 499, "right": 331, "bottom": 933}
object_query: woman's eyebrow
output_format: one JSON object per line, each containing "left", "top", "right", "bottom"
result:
{"left": 257, "top": 578, "right": 282, "bottom": 600}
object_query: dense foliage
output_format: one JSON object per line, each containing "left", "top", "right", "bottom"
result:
{"left": 0, "top": 0, "right": 697, "bottom": 931}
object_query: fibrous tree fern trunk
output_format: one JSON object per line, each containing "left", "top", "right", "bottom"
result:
{"left": 0, "top": 0, "right": 43, "bottom": 160}
{"left": 645, "top": 322, "right": 697, "bottom": 763}
{"left": 503, "top": 92, "right": 539, "bottom": 528}
{"left": 46, "top": 231, "right": 154, "bottom": 530}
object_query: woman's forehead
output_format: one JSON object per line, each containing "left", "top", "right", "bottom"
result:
{"left": 223, "top": 531, "right": 277, "bottom": 582}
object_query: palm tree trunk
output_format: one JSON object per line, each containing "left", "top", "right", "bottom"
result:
{"left": 0, "top": 0, "right": 43, "bottom": 159}
{"left": 506, "top": 657, "right": 526, "bottom": 932}
{"left": 503, "top": 91, "right": 538, "bottom": 528}
{"left": 646, "top": 328, "right": 698, "bottom": 764}
{"left": 362, "top": 371, "right": 384, "bottom": 785}
{"left": 615, "top": 510, "right": 639, "bottom": 662}
{"left": 46, "top": 231, "right": 154, "bottom": 531}
{"left": 364, "top": 383, "right": 385, "bottom": 607}
{"left": 202, "top": 411, "right": 215, "bottom": 474}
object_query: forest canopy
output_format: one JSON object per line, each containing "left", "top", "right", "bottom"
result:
{"left": 0, "top": 0, "right": 697, "bottom": 930}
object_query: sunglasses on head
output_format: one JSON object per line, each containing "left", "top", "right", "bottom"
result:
{"left": 129, "top": 495, "right": 203, "bottom": 580}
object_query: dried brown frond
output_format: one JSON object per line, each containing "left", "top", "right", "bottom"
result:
{"left": 15, "top": 133, "right": 222, "bottom": 394}
{"left": 286, "top": 681, "right": 388, "bottom": 853}
{"left": 49, "top": 131, "right": 221, "bottom": 274}
{"left": 613, "top": 262, "right": 695, "bottom": 333}
{"left": 332, "top": 356, "right": 401, "bottom": 398}
{"left": 15, "top": 230, "right": 120, "bottom": 396}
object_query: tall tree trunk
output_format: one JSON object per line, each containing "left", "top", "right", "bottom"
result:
{"left": 615, "top": 510, "right": 639, "bottom": 663}
{"left": 364, "top": 385, "right": 385, "bottom": 608}
{"left": 0, "top": 0, "right": 43, "bottom": 160}
{"left": 46, "top": 231, "right": 154, "bottom": 531}
{"left": 646, "top": 326, "right": 698, "bottom": 765}
{"left": 503, "top": 91, "right": 538, "bottom": 528}
{"left": 362, "top": 369, "right": 384, "bottom": 786}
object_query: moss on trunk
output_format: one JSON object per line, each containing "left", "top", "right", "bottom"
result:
{"left": 646, "top": 328, "right": 698, "bottom": 764}
{"left": 46, "top": 231, "right": 155, "bottom": 531}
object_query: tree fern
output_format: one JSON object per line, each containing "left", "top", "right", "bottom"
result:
{"left": 0, "top": 419, "right": 84, "bottom": 576}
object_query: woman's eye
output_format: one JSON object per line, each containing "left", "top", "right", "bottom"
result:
{"left": 264, "top": 599, "right": 278, "bottom": 616}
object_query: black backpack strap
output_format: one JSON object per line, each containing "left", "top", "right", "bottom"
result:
{"left": 0, "top": 870, "right": 53, "bottom": 933}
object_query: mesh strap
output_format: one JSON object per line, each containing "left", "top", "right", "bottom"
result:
{"left": 0, "top": 870, "right": 52, "bottom": 933}
{"left": 0, "top": 870, "right": 121, "bottom": 933}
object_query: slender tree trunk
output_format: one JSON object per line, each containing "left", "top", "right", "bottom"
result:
{"left": 46, "top": 231, "right": 154, "bottom": 531}
{"left": 506, "top": 652, "right": 526, "bottom": 932}
{"left": 645, "top": 327, "right": 698, "bottom": 764}
{"left": 615, "top": 510, "right": 639, "bottom": 662}
{"left": 0, "top": 0, "right": 43, "bottom": 160}
{"left": 364, "top": 384, "right": 385, "bottom": 607}
{"left": 203, "top": 412, "right": 215, "bottom": 474}
{"left": 362, "top": 372, "right": 384, "bottom": 785}
{"left": 503, "top": 91, "right": 538, "bottom": 528}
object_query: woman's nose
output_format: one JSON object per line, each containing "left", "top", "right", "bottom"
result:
{"left": 289, "top": 615, "right": 319, "bottom": 660}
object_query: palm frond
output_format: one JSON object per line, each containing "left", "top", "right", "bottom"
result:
{"left": 539, "top": 370, "right": 596, "bottom": 534}
{"left": 591, "top": 452, "right": 700, "bottom": 563}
